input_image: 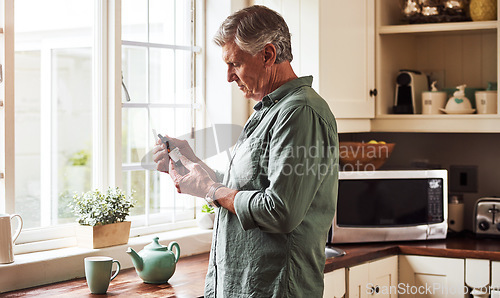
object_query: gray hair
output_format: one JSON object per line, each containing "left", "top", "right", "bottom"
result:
{"left": 213, "top": 5, "right": 293, "bottom": 64}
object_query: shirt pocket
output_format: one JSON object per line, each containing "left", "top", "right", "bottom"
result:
{"left": 230, "top": 137, "right": 263, "bottom": 189}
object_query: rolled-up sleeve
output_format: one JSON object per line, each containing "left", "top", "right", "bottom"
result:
{"left": 234, "top": 105, "right": 336, "bottom": 233}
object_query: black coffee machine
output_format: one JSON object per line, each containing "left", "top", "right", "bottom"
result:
{"left": 393, "top": 70, "right": 429, "bottom": 114}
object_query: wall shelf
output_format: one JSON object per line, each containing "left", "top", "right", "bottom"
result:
{"left": 379, "top": 21, "right": 498, "bottom": 35}
{"left": 371, "top": 114, "right": 500, "bottom": 133}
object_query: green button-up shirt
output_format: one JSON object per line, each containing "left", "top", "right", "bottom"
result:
{"left": 205, "top": 76, "right": 339, "bottom": 298}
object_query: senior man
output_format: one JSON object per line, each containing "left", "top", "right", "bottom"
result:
{"left": 154, "top": 5, "right": 338, "bottom": 297}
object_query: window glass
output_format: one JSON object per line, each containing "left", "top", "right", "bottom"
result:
{"left": 174, "top": 50, "right": 193, "bottom": 104}
{"left": 149, "top": 0, "right": 175, "bottom": 45}
{"left": 14, "top": 0, "right": 94, "bottom": 229}
{"left": 122, "top": 46, "right": 148, "bottom": 103}
{"left": 122, "top": 0, "right": 148, "bottom": 42}
{"left": 175, "top": 0, "right": 192, "bottom": 46}
{"left": 149, "top": 48, "right": 175, "bottom": 104}
{"left": 122, "top": 108, "right": 148, "bottom": 164}
{"left": 122, "top": 0, "right": 201, "bottom": 228}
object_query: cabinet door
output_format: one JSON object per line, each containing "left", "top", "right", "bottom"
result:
{"left": 318, "top": 0, "right": 375, "bottom": 119}
{"left": 324, "top": 268, "right": 346, "bottom": 298}
{"left": 255, "top": 0, "right": 376, "bottom": 120}
{"left": 348, "top": 262, "right": 370, "bottom": 298}
{"left": 369, "top": 255, "right": 398, "bottom": 298}
{"left": 348, "top": 256, "right": 398, "bottom": 297}
{"left": 399, "top": 255, "right": 465, "bottom": 298}
{"left": 491, "top": 261, "right": 500, "bottom": 291}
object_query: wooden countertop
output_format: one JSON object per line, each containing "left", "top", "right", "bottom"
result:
{"left": 325, "top": 232, "right": 500, "bottom": 272}
{"left": 3, "top": 253, "right": 209, "bottom": 298}
{"left": 6, "top": 233, "right": 500, "bottom": 296}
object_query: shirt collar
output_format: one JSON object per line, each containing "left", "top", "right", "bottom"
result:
{"left": 253, "top": 76, "right": 313, "bottom": 111}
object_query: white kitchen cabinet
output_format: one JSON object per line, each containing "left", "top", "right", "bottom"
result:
{"left": 348, "top": 255, "right": 398, "bottom": 298}
{"left": 399, "top": 255, "right": 465, "bottom": 298}
{"left": 371, "top": 0, "right": 500, "bottom": 133}
{"left": 491, "top": 261, "right": 500, "bottom": 297}
{"left": 466, "top": 258, "right": 490, "bottom": 296}
{"left": 324, "top": 267, "right": 346, "bottom": 298}
{"left": 255, "top": 0, "right": 376, "bottom": 132}
{"left": 256, "top": 0, "right": 500, "bottom": 133}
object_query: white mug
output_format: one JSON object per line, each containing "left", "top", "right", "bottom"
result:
{"left": 422, "top": 91, "right": 447, "bottom": 114}
{"left": 0, "top": 213, "right": 23, "bottom": 264}
{"left": 475, "top": 91, "right": 497, "bottom": 114}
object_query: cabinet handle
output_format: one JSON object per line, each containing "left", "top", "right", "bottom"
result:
{"left": 0, "top": 173, "right": 4, "bottom": 179}
{"left": 370, "top": 285, "right": 380, "bottom": 295}
{"left": 369, "top": 89, "right": 378, "bottom": 97}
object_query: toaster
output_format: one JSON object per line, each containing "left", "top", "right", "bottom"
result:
{"left": 474, "top": 197, "right": 500, "bottom": 236}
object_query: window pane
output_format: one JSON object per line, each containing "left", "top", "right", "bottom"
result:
{"left": 123, "top": 170, "right": 146, "bottom": 216}
{"left": 122, "top": 0, "right": 148, "bottom": 42}
{"left": 175, "top": 50, "right": 193, "bottom": 104}
{"left": 15, "top": 0, "right": 94, "bottom": 229}
{"left": 121, "top": 0, "right": 199, "bottom": 229}
{"left": 122, "top": 108, "right": 148, "bottom": 164}
{"left": 173, "top": 108, "right": 192, "bottom": 138}
{"left": 149, "top": 170, "right": 174, "bottom": 216}
{"left": 14, "top": 51, "right": 42, "bottom": 229}
{"left": 149, "top": 0, "right": 175, "bottom": 45}
{"left": 175, "top": 0, "right": 192, "bottom": 46}
{"left": 53, "top": 48, "right": 93, "bottom": 225}
{"left": 122, "top": 46, "right": 148, "bottom": 103}
{"left": 150, "top": 108, "right": 175, "bottom": 137}
{"left": 150, "top": 48, "right": 175, "bottom": 104}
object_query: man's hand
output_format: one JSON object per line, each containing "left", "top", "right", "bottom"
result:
{"left": 152, "top": 135, "right": 199, "bottom": 174}
{"left": 152, "top": 134, "right": 218, "bottom": 182}
{"left": 169, "top": 155, "right": 215, "bottom": 198}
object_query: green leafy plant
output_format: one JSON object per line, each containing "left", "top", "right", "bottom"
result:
{"left": 201, "top": 204, "right": 215, "bottom": 214}
{"left": 69, "top": 187, "right": 135, "bottom": 226}
{"left": 69, "top": 150, "right": 90, "bottom": 166}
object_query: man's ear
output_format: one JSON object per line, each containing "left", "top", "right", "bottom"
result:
{"left": 263, "top": 44, "right": 277, "bottom": 67}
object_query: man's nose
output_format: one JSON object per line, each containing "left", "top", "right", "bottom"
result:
{"left": 227, "top": 69, "right": 237, "bottom": 82}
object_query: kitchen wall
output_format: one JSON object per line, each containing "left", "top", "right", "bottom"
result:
{"left": 340, "top": 132, "right": 500, "bottom": 231}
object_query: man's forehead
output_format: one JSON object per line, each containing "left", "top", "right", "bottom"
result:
{"left": 222, "top": 42, "right": 246, "bottom": 62}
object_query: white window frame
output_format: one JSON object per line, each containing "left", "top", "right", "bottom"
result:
{"left": 1, "top": 0, "right": 122, "bottom": 253}
{"left": 0, "top": 0, "right": 15, "bottom": 215}
{"left": 0, "top": 0, "right": 206, "bottom": 255}
{"left": 120, "top": 0, "right": 204, "bottom": 234}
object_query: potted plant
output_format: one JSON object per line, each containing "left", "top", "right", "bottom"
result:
{"left": 197, "top": 204, "right": 216, "bottom": 229}
{"left": 69, "top": 187, "right": 135, "bottom": 249}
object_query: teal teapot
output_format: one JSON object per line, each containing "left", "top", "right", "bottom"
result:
{"left": 126, "top": 237, "right": 180, "bottom": 284}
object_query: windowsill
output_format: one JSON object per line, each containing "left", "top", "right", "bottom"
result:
{"left": 0, "top": 227, "right": 213, "bottom": 293}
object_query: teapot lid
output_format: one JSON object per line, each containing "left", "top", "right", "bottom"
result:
{"left": 144, "top": 237, "right": 168, "bottom": 251}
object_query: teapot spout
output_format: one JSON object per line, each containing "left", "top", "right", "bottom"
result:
{"left": 126, "top": 247, "right": 143, "bottom": 271}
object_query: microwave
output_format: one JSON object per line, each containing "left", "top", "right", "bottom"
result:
{"left": 328, "top": 170, "right": 448, "bottom": 244}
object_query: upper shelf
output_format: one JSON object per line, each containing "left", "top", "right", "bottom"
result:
{"left": 378, "top": 20, "right": 498, "bottom": 35}
{"left": 371, "top": 114, "right": 500, "bottom": 133}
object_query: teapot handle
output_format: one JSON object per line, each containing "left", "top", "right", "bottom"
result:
{"left": 168, "top": 241, "right": 180, "bottom": 263}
